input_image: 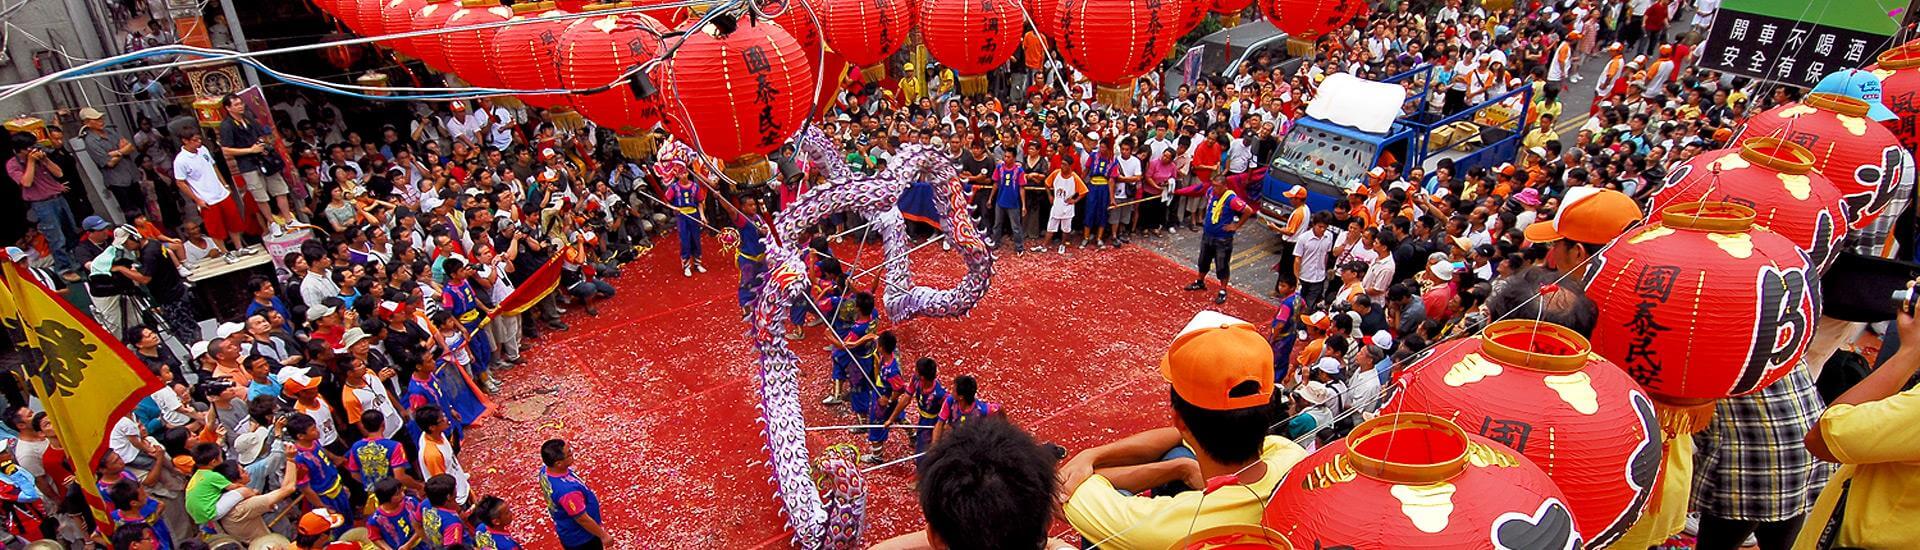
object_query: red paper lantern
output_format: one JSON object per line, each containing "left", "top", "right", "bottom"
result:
{"left": 322, "top": 44, "right": 364, "bottom": 71}
{"left": 1586, "top": 202, "right": 1816, "bottom": 429}
{"left": 816, "top": 0, "right": 910, "bottom": 80}
{"left": 1259, "top": 0, "right": 1367, "bottom": 39}
{"left": 380, "top": 0, "right": 431, "bottom": 56}
{"left": 1386, "top": 321, "right": 1661, "bottom": 548}
{"left": 1652, "top": 137, "right": 1850, "bottom": 273}
{"left": 1739, "top": 93, "right": 1915, "bottom": 230}
{"left": 919, "top": 0, "right": 1022, "bottom": 96}
{"left": 635, "top": 0, "right": 689, "bottom": 28}
{"left": 351, "top": 0, "right": 390, "bottom": 37}
{"left": 311, "top": 0, "right": 341, "bottom": 16}
{"left": 406, "top": 0, "right": 461, "bottom": 71}
{"left": 1055, "top": 0, "right": 1180, "bottom": 108}
{"left": 439, "top": 0, "right": 514, "bottom": 88}
{"left": 767, "top": 0, "right": 821, "bottom": 57}
{"left": 1175, "top": 0, "right": 1210, "bottom": 35}
{"left": 556, "top": 7, "right": 667, "bottom": 134}
{"left": 1212, "top": 0, "right": 1253, "bottom": 15}
{"left": 488, "top": 2, "right": 571, "bottom": 109}
{"left": 1179, "top": 525, "right": 1294, "bottom": 549}
{"left": 1026, "top": 0, "right": 1062, "bottom": 39}
{"left": 1264, "top": 413, "right": 1577, "bottom": 549}
{"left": 1870, "top": 41, "right": 1920, "bottom": 159}
{"left": 661, "top": 16, "right": 816, "bottom": 168}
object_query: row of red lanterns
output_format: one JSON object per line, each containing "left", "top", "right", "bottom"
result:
{"left": 310, "top": 0, "right": 1314, "bottom": 163}
{"left": 1250, "top": 45, "right": 1920, "bottom": 548}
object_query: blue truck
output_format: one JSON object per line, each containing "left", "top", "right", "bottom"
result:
{"left": 1257, "top": 64, "right": 1535, "bottom": 212}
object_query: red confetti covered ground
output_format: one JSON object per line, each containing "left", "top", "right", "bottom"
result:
{"left": 459, "top": 235, "right": 1273, "bottom": 547}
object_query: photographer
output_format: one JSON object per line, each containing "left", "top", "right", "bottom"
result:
{"left": 137, "top": 233, "right": 196, "bottom": 346}
{"left": 217, "top": 94, "right": 293, "bottom": 231}
{"left": 85, "top": 227, "right": 150, "bottom": 335}
{"left": 6, "top": 132, "right": 77, "bottom": 273}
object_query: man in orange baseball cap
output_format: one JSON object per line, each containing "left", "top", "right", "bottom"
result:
{"left": 1059, "top": 311, "right": 1307, "bottom": 548}
{"left": 1524, "top": 186, "right": 1643, "bottom": 282}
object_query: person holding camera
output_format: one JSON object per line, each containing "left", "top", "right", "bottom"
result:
{"left": 218, "top": 94, "right": 294, "bottom": 233}
{"left": 85, "top": 226, "right": 150, "bottom": 335}
{"left": 6, "top": 132, "right": 77, "bottom": 273}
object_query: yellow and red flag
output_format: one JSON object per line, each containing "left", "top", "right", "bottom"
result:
{"left": 491, "top": 255, "right": 563, "bottom": 318}
{"left": 0, "top": 263, "right": 162, "bottom": 525}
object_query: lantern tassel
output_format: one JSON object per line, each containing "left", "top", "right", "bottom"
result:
{"left": 957, "top": 75, "right": 988, "bottom": 97}
{"left": 1095, "top": 85, "right": 1135, "bottom": 110}
{"left": 1218, "top": 13, "right": 1242, "bottom": 27}
{"left": 617, "top": 132, "right": 660, "bottom": 160}
{"left": 724, "top": 154, "right": 774, "bottom": 188}
{"left": 1652, "top": 398, "right": 1716, "bottom": 436}
{"left": 860, "top": 64, "right": 888, "bottom": 82}
{"left": 549, "top": 107, "right": 587, "bottom": 133}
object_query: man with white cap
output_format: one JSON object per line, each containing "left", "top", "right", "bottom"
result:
{"left": 1059, "top": 311, "right": 1308, "bottom": 548}
{"left": 85, "top": 226, "right": 149, "bottom": 335}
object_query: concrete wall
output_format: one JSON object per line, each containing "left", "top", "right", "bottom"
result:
{"left": 2, "top": 0, "right": 135, "bottom": 134}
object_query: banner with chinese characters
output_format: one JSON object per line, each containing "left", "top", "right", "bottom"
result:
{"left": 1698, "top": 0, "right": 1905, "bottom": 87}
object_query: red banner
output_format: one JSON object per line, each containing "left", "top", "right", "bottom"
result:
{"left": 493, "top": 255, "right": 563, "bottom": 318}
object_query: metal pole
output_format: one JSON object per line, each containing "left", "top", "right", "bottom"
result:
{"left": 214, "top": 0, "right": 262, "bottom": 88}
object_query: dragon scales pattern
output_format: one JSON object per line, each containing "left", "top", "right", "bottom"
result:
{"left": 747, "top": 127, "right": 993, "bottom": 548}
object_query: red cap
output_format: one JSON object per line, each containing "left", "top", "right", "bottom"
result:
{"left": 1160, "top": 312, "right": 1274, "bottom": 411}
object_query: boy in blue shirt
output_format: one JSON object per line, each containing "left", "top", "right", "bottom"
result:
{"left": 896, "top": 357, "right": 947, "bottom": 471}
{"left": 862, "top": 331, "right": 906, "bottom": 463}
{"left": 540, "top": 439, "right": 609, "bottom": 550}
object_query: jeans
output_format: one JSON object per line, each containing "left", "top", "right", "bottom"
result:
{"left": 28, "top": 197, "right": 75, "bottom": 272}
{"left": 990, "top": 206, "right": 1025, "bottom": 249}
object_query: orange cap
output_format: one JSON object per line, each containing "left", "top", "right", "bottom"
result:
{"left": 1283, "top": 186, "right": 1307, "bottom": 200}
{"left": 1524, "top": 187, "right": 1643, "bottom": 245}
{"left": 1160, "top": 312, "right": 1274, "bottom": 411}
{"left": 298, "top": 508, "right": 346, "bottom": 536}
{"left": 1659, "top": 44, "right": 1673, "bottom": 55}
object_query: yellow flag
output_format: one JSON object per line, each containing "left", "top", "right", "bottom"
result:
{"left": 0, "top": 263, "right": 162, "bottom": 525}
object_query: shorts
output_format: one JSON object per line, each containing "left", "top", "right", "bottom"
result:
{"left": 199, "top": 198, "right": 245, "bottom": 241}
{"left": 1111, "top": 203, "right": 1136, "bottom": 225}
{"left": 241, "top": 170, "right": 290, "bottom": 200}
{"left": 1047, "top": 216, "right": 1073, "bottom": 233}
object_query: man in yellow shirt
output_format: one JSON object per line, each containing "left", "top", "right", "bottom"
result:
{"left": 1058, "top": 311, "right": 1308, "bottom": 549}
{"left": 1799, "top": 285, "right": 1920, "bottom": 549}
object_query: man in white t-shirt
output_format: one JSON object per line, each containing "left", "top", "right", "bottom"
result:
{"left": 442, "top": 101, "right": 485, "bottom": 146}
{"left": 1292, "top": 213, "right": 1338, "bottom": 308}
{"left": 109, "top": 415, "right": 160, "bottom": 469}
{"left": 1112, "top": 141, "right": 1145, "bottom": 243}
{"left": 172, "top": 132, "right": 247, "bottom": 254}
{"left": 1044, "top": 168, "right": 1085, "bottom": 254}
{"left": 481, "top": 98, "right": 517, "bottom": 151}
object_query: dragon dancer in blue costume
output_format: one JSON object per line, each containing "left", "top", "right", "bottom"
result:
{"left": 1081, "top": 140, "right": 1121, "bottom": 248}
{"left": 833, "top": 292, "right": 881, "bottom": 411}
{"left": 661, "top": 164, "right": 709, "bottom": 278}
{"left": 287, "top": 414, "right": 353, "bottom": 533}
{"left": 890, "top": 357, "right": 947, "bottom": 471}
{"left": 862, "top": 331, "right": 905, "bottom": 463}
{"left": 365, "top": 478, "right": 424, "bottom": 550}
{"left": 439, "top": 257, "right": 496, "bottom": 393}
{"left": 735, "top": 195, "right": 770, "bottom": 315}
{"left": 1175, "top": 172, "right": 1279, "bottom": 305}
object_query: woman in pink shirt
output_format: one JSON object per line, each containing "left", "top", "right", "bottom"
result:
{"left": 1144, "top": 148, "right": 1178, "bottom": 233}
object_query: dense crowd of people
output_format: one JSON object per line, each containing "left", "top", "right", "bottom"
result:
{"left": 3, "top": 0, "right": 1918, "bottom": 547}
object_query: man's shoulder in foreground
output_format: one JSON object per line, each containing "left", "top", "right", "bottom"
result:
{"left": 1063, "top": 436, "right": 1308, "bottom": 549}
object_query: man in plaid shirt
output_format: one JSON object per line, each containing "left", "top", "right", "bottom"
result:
{"left": 1690, "top": 365, "right": 1829, "bottom": 549}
